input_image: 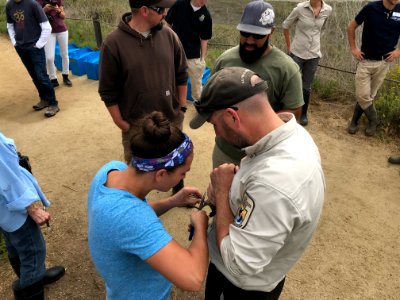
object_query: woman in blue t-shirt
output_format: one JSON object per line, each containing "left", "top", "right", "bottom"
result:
{"left": 88, "top": 111, "right": 209, "bottom": 300}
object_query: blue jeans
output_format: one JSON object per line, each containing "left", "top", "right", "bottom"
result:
{"left": 290, "top": 54, "right": 320, "bottom": 94}
{"left": 1, "top": 216, "right": 46, "bottom": 289}
{"left": 15, "top": 46, "right": 58, "bottom": 106}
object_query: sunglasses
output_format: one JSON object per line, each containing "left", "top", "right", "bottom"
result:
{"left": 147, "top": 6, "right": 165, "bottom": 14}
{"left": 240, "top": 31, "right": 267, "bottom": 40}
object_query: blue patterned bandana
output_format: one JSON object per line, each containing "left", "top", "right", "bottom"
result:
{"left": 132, "top": 134, "right": 193, "bottom": 172}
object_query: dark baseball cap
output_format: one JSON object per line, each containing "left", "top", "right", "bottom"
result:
{"left": 129, "top": 0, "right": 175, "bottom": 8}
{"left": 189, "top": 67, "right": 268, "bottom": 129}
{"left": 237, "top": 0, "right": 275, "bottom": 35}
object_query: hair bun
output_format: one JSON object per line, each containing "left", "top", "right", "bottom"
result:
{"left": 143, "top": 111, "right": 171, "bottom": 143}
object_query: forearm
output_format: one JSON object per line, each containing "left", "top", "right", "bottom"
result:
{"left": 36, "top": 21, "right": 52, "bottom": 48}
{"left": 347, "top": 20, "right": 358, "bottom": 50}
{"left": 149, "top": 197, "right": 177, "bottom": 216}
{"left": 7, "top": 23, "right": 16, "bottom": 46}
{"left": 200, "top": 40, "right": 208, "bottom": 62}
{"left": 106, "top": 104, "right": 130, "bottom": 131}
{"left": 177, "top": 85, "right": 187, "bottom": 107}
{"left": 283, "top": 28, "right": 291, "bottom": 53}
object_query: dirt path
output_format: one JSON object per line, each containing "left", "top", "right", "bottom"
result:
{"left": 0, "top": 35, "right": 399, "bottom": 300}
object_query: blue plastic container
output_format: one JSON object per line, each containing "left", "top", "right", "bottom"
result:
{"left": 69, "top": 47, "right": 93, "bottom": 76}
{"left": 187, "top": 67, "right": 211, "bottom": 101}
{"left": 55, "top": 43, "right": 80, "bottom": 72}
{"left": 84, "top": 51, "right": 100, "bottom": 81}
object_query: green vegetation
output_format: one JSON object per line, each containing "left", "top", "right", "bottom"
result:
{"left": 0, "top": 0, "right": 398, "bottom": 133}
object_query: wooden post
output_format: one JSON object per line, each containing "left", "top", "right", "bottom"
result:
{"left": 92, "top": 13, "right": 103, "bottom": 49}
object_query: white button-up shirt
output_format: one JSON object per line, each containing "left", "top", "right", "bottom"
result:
{"left": 282, "top": 1, "right": 333, "bottom": 59}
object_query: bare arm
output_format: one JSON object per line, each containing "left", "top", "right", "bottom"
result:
{"left": 149, "top": 186, "right": 201, "bottom": 216}
{"left": 208, "top": 164, "right": 238, "bottom": 248}
{"left": 177, "top": 85, "right": 187, "bottom": 108}
{"left": 106, "top": 104, "right": 130, "bottom": 132}
{"left": 347, "top": 20, "right": 364, "bottom": 60}
{"left": 277, "top": 107, "right": 302, "bottom": 121}
{"left": 200, "top": 39, "right": 208, "bottom": 62}
{"left": 283, "top": 28, "right": 291, "bottom": 54}
{"left": 146, "top": 210, "right": 209, "bottom": 291}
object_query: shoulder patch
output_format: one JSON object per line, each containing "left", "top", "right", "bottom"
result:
{"left": 233, "top": 192, "right": 255, "bottom": 229}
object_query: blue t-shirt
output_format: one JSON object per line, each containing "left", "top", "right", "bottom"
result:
{"left": 88, "top": 161, "right": 173, "bottom": 300}
{"left": 355, "top": 0, "right": 400, "bottom": 58}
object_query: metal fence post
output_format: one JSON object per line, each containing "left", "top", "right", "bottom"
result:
{"left": 92, "top": 13, "right": 103, "bottom": 49}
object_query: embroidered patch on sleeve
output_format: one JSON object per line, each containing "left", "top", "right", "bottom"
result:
{"left": 233, "top": 192, "right": 255, "bottom": 229}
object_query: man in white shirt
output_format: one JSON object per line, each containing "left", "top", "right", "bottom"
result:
{"left": 190, "top": 67, "right": 326, "bottom": 299}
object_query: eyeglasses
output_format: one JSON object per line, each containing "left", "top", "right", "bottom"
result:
{"left": 147, "top": 6, "right": 165, "bottom": 14}
{"left": 240, "top": 31, "right": 267, "bottom": 40}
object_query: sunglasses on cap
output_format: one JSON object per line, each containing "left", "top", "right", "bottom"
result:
{"left": 240, "top": 31, "right": 267, "bottom": 40}
{"left": 147, "top": 6, "right": 165, "bottom": 14}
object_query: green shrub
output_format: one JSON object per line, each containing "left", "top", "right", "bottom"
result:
{"left": 376, "top": 66, "right": 400, "bottom": 135}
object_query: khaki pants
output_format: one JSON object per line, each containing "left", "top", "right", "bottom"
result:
{"left": 187, "top": 58, "right": 206, "bottom": 101}
{"left": 355, "top": 60, "right": 390, "bottom": 110}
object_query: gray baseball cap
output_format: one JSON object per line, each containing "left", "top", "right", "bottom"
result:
{"left": 237, "top": 0, "right": 275, "bottom": 35}
{"left": 189, "top": 67, "right": 268, "bottom": 129}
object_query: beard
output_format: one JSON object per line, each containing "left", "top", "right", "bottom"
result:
{"left": 221, "top": 120, "right": 248, "bottom": 149}
{"left": 151, "top": 21, "right": 164, "bottom": 32}
{"left": 239, "top": 37, "right": 270, "bottom": 64}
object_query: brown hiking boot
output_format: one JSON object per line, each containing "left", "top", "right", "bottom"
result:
{"left": 44, "top": 105, "right": 60, "bottom": 117}
{"left": 33, "top": 100, "right": 49, "bottom": 111}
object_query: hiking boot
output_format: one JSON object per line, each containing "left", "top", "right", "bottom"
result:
{"left": 364, "top": 104, "right": 378, "bottom": 136}
{"left": 300, "top": 90, "right": 310, "bottom": 126}
{"left": 42, "top": 266, "right": 65, "bottom": 285}
{"left": 299, "top": 114, "right": 308, "bottom": 126}
{"left": 32, "top": 100, "right": 49, "bottom": 111}
{"left": 62, "top": 74, "right": 72, "bottom": 87}
{"left": 51, "top": 79, "right": 59, "bottom": 88}
{"left": 388, "top": 155, "right": 400, "bottom": 165}
{"left": 44, "top": 105, "right": 60, "bottom": 118}
{"left": 347, "top": 103, "right": 364, "bottom": 134}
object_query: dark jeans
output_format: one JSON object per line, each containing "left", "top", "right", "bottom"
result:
{"left": 1, "top": 216, "right": 46, "bottom": 289}
{"left": 290, "top": 53, "right": 320, "bottom": 94}
{"left": 204, "top": 263, "right": 285, "bottom": 300}
{"left": 15, "top": 45, "right": 57, "bottom": 106}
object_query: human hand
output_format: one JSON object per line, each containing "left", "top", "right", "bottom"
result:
{"left": 172, "top": 186, "right": 202, "bottom": 208}
{"left": 116, "top": 120, "right": 131, "bottom": 132}
{"left": 384, "top": 49, "right": 400, "bottom": 62}
{"left": 209, "top": 164, "right": 238, "bottom": 203}
{"left": 188, "top": 209, "right": 209, "bottom": 240}
{"left": 27, "top": 203, "right": 50, "bottom": 226}
{"left": 351, "top": 47, "right": 364, "bottom": 61}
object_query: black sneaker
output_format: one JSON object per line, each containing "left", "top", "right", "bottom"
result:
{"left": 51, "top": 79, "right": 59, "bottom": 88}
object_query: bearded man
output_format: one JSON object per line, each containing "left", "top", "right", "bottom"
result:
{"left": 210, "top": 0, "right": 304, "bottom": 168}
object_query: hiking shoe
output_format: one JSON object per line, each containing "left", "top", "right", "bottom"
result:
{"left": 44, "top": 105, "right": 60, "bottom": 117}
{"left": 62, "top": 74, "right": 72, "bottom": 87}
{"left": 33, "top": 100, "right": 49, "bottom": 111}
{"left": 388, "top": 155, "right": 400, "bottom": 165}
{"left": 51, "top": 79, "right": 59, "bottom": 88}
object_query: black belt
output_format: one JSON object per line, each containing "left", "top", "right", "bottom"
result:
{"left": 364, "top": 53, "right": 389, "bottom": 61}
